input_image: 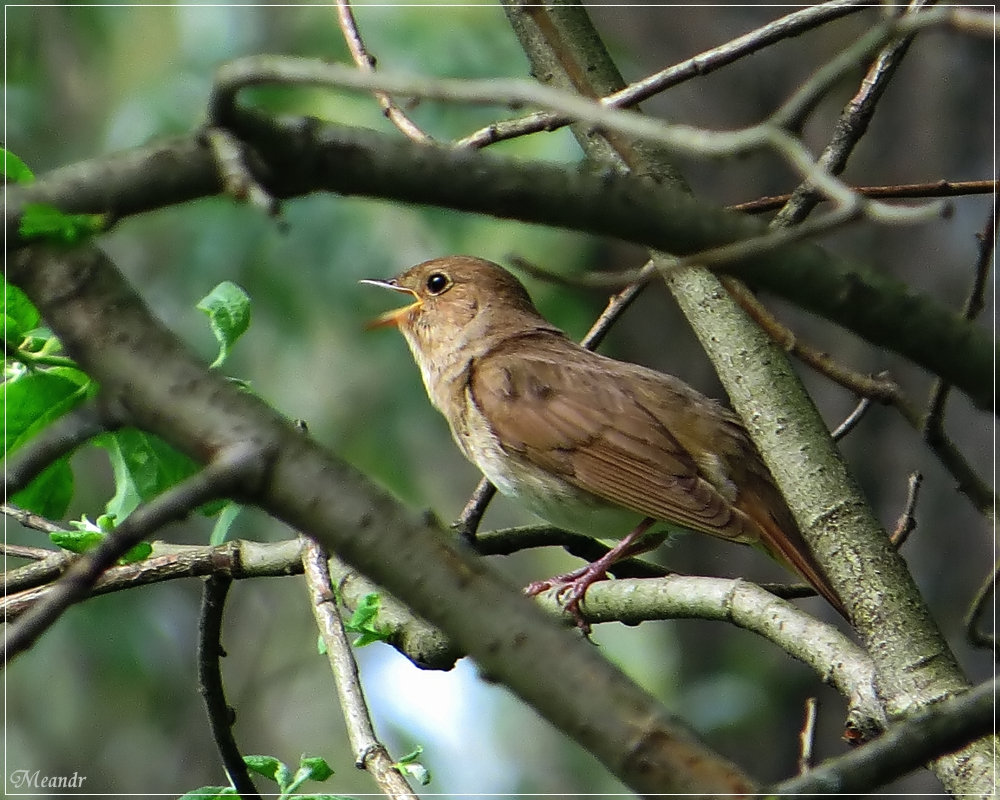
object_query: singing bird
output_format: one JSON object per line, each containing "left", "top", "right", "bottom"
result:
{"left": 363, "top": 256, "right": 845, "bottom": 627}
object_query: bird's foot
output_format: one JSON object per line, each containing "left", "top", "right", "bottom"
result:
{"left": 524, "top": 564, "right": 610, "bottom": 635}
{"left": 524, "top": 518, "right": 658, "bottom": 635}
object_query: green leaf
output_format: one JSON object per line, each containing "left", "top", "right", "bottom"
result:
{"left": 343, "top": 593, "right": 392, "bottom": 647}
{"left": 177, "top": 787, "right": 237, "bottom": 799}
{"left": 51, "top": 517, "right": 151, "bottom": 564}
{"left": 298, "top": 756, "right": 333, "bottom": 782}
{"left": 50, "top": 528, "right": 104, "bottom": 554}
{"left": 3, "top": 279, "right": 40, "bottom": 334}
{"left": 208, "top": 502, "right": 242, "bottom": 546}
{"left": 3, "top": 369, "right": 90, "bottom": 454}
{"left": 3, "top": 368, "right": 89, "bottom": 517}
{"left": 394, "top": 747, "right": 431, "bottom": 785}
{"left": 244, "top": 755, "right": 287, "bottom": 784}
{"left": 3, "top": 148, "right": 34, "bottom": 183}
{"left": 197, "top": 281, "right": 251, "bottom": 368}
{"left": 118, "top": 541, "right": 152, "bottom": 564}
{"left": 98, "top": 429, "right": 201, "bottom": 521}
{"left": 11, "top": 458, "right": 74, "bottom": 518}
{"left": 19, "top": 202, "right": 106, "bottom": 244}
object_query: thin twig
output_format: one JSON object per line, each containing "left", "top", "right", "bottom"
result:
{"left": 731, "top": 179, "right": 995, "bottom": 215}
{"left": 334, "top": 0, "right": 434, "bottom": 144}
{"left": 798, "top": 697, "right": 819, "bottom": 774}
{"left": 889, "top": 472, "right": 923, "bottom": 548}
{"left": 964, "top": 564, "right": 996, "bottom": 650}
{"left": 724, "top": 278, "right": 902, "bottom": 404}
{"left": 2, "top": 504, "right": 69, "bottom": 535}
{"left": 830, "top": 398, "right": 874, "bottom": 442}
{"left": 211, "top": 30, "right": 957, "bottom": 226}
{"left": 198, "top": 575, "right": 262, "bottom": 800}
{"left": 203, "top": 127, "right": 278, "bottom": 214}
{"left": 302, "top": 537, "right": 420, "bottom": 799}
{"left": 456, "top": 0, "right": 874, "bottom": 149}
{"left": 922, "top": 211, "right": 995, "bottom": 446}
{"left": 772, "top": 0, "right": 936, "bottom": 226}
{"left": 1, "top": 542, "right": 59, "bottom": 561}
{"left": 3, "top": 443, "right": 257, "bottom": 664}
{"left": 451, "top": 479, "right": 497, "bottom": 542}
{"left": 772, "top": 678, "right": 997, "bottom": 796}
{"left": 3, "top": 539, "right": 305, "bottom": 618}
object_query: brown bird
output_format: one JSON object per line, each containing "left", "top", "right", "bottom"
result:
{"left": 363, "top": 256, "right": 846, "bottom": 628}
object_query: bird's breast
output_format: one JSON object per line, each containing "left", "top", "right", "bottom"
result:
{"left": 454, "top": 390, "right": 646, "bottom": 538}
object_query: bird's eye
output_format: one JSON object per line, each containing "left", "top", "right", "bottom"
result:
{"left": 425, "top": 272, "right": 450, "bottom": 295}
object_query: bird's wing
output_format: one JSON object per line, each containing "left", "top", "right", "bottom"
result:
{"left": 468, "top": 336, "right": 757, "bottom": 544}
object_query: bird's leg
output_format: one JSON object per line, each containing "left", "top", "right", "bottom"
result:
{"left": 524, "top": 518, "right": 657, "bottom": 633}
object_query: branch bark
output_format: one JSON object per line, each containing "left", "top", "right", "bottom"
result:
{"left": 498, "top": 1, "right": 996, "bottom": 795}
{"left": 7, "top": 242, "right": 757, "bottom": 796}
{"left": 6, "top": 115, "right": 992, "bottom": 409}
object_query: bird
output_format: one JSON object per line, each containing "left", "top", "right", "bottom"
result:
{"left": 362, "top": 255, "right": 846, "bottom": 629}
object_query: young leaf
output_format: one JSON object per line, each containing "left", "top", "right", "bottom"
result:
{"left": 98, "top": 429, "right": 201, "bottom": 521}
{"left": 177, "top": 787, "right": 237, "bottom": 799}
{"left": 243, "top": 755, "right": 287, "bottom": 784}
{"left": 4, "top": 369, "right": 89, "bottom": 517}
{"left": 2, "top": 147, "right": 34, "bottom": 183}
{"left": 394, "top": 747, "right": 431, "bottom": 785}
{"left": 50, "top": 528, "right": 104, "bottom": 554}
{"left": 298, "top": 755, "right": 333, "bottom": 782}
{"left": 344, "top": 593, "right": 393, "bottom": 647}
{"left": 3, "top": 279, "right": 40, "bottom": 338}
{"left": 19, "top": 203, "right": 106, "bottom": 244}
{"left": 197, "top": 281, "right": 251, "bottom": 368}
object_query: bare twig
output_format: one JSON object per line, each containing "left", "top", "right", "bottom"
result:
{"left": 2, "top": 504, "right": 69, "bottom": 535}
{"left": 772, "top": 0, "right": 935, "bottom": 225}
{"left": 210, "top": 36, "right": 954, "bottom": 225}
{"left": 333, "top": 0, "right": 434, "bottom": 144}
{"left": 771, "top": 678, "right": 997, "bottom": 795}
{"left": 302, "top": 538, "right": 420, "bottom": 799}
{"left": 922, "top": 211, "right": 995, "bottom": 450}
{"left": 889, "top": 472, "right": 923, "bottom": 548}
{"left": 3, "top": 539, "right": 305, "bottom": 618}
{"left": 1, "top": 542, "right": 59, "bottom": 561}
{"left": 203, "top": 127, "right": 278, "bottom": 214}
{"left": 830, "top": 398, "right": 875, "bottom": 442}
{"left": 723, "top": 277, "right": 902, "bottom": 404}
{"left": 451, "top": 478, "right": 496, "bottom": 542}
{"left": 798, "top": 697, "right": 819, "bottom": 774}
{"left": 198, "top": 575, "right": 262, "bottom": 800}
{"left": 731, "top": 179, "right": 995, "bottom": 215}
{"left": 456, "top": 0, "right": 874, "bottom": 149}
{"left": 964, "top": 564, "right": 996, "bottom": 650}
{"left": 3, "top": 443, "right": 259, "bottom": 664}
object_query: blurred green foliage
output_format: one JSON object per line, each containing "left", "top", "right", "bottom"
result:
{"left": 5, "top": 3, "right": 992, "bottom": 797}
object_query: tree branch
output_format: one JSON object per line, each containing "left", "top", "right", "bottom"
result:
{"left": 499, "top": 1, "right": 996, "bottom": 794}
{"left": 770, "top": 679, "right": 997, "bottom": 795}
{"left": 7, "top": 242, "right": 756, "bottom": 796}
{"left": 197, "top": 575, "right": 262, "bottom": 800}
{"left": 7, "top": 114, "right": 991, "bottom": 408}
{"left": 302, "top": 538, "right": 420, "bottom": 799}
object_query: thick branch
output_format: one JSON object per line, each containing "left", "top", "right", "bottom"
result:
{"left": 6, "top": 117, "right": 992, "bottom": 409}
{"left": 7, "top": 242, "right": 756, "bottom": 796}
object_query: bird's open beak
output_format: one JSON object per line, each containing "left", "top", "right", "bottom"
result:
{"left": 359, "top": 279, "right": 421, "bottom": 329}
